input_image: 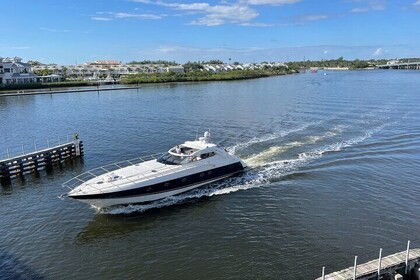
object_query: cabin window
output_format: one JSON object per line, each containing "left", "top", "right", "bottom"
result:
{"left": 199, "top": 152, "right": 216, "bottom": 159}
{"left": 157, "top": 153, "right": 184, "bottom": 165}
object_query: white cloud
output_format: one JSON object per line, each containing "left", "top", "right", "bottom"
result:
{"left": 130, "top": 0, "right": 301, "bottom": 26}
{"left": 414, "top": 0, "right": 420, "bottom": 5}
{"left": 92, "top": 11, "right": 163, "bottom": 21}
{"left": 349, "top": 0, "right": 386, "bottom": 13}
{"left": 373, "top": 47, "right": 386, "bottom": 56}
{"left": 164, "top": 2, "right": 259, "bottom": 26}
{"left": 137, "top": 44, "right": 399, "bottom": 63}
{"left": 350, "top": 7, "right": 369, "bottom": 13}
{"left": 40, "top": 27, "right": 70, "bottom": 33}
{"left": 113, "top": 12, "right": 163, "bottom": 19}
{"left": 244, "top": 0, "right": 301, "bottom": 6}
{"left": 91, "top": 17, "right": 113, "bottom": 21}
{"left": 298, "top": 14, "right": 329, "bottom": 21}
{"left": 240, "top": 22, "right": 274, "bottom": 27}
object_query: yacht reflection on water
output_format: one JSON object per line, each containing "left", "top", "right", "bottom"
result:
{"left": 75, "top": 196, "right": 215, "bottom": 244}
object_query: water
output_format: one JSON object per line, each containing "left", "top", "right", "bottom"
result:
{"left": 0, "top": 70, "right": 419, "bottom": 279}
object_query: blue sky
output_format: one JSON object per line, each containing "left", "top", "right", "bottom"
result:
{"left": 1, "top": 0, "right": 419, "bottom": 64}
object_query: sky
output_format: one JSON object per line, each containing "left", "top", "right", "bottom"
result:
{"left": 1, "top": 0, "right": 419, "bottom": 64}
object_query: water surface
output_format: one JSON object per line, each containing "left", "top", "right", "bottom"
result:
{"left": 0, "top": 70, "right": 419, "bottom": 279}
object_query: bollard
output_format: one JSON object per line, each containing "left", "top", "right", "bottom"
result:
{"left": 322, "top": 266, "right": 325, "bottom": 280}
{"left": 74, "top": 133, "right": 81, "bottom": 156}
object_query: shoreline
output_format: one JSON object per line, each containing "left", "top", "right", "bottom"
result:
{"left": 0, "top": 71, "right": 296, "bottom": 97}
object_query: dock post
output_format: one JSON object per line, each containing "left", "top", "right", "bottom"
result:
{"left": 405, "top": 240, "right": 410, "bottom": 275}
{"left": 74, "top": 133, "right": 81, "bottom": 156}
{"left": 33, "top": 156, "right": 40, "bottom": 177}
{"left": 322, "top": 266, "right": 325, "bottom": 280}
{"left": 353, "top": 256, "right": 358, "bottom": 280}
{"left": 45, "top": 152, "right": 53, "bottom": 173}
{"left": 377, "top": 248, "right": 382, "bottom": 280}
{"left": 0, "top": 163, "right": 11, "bottom": 186}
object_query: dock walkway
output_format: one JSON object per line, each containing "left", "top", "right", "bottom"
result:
{"left": 317, "top": 247, "right": 420, "bottom": 280}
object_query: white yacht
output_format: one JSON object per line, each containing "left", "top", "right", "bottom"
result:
{"left": 64, "top": 132, "right": 247, "bottom": 209}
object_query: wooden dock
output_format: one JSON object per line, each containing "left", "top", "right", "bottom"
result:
{"left": 317, "top": 244, "right": 420, "bottom": 280}
{"left": 0, "top": 138, "right": 84, "bottom": 185}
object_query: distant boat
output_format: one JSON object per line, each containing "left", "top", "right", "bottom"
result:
{"left": 310, "top": 67, "right": 318, "bottom": 73}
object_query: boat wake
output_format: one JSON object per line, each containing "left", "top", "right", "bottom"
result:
{"left": 101, "top": 121, "right": 391, "bottom": 215}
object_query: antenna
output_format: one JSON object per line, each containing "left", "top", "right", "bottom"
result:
{"left": 195, "top": 128, "right": 199, "bottom": 140}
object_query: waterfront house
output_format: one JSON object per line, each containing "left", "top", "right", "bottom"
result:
{"left": 0, "top": 57, "right": 39, "bottom": 85}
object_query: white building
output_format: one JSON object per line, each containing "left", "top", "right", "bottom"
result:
{"left": 31, "top": 61, "right": 184, "bottom": 81}
{"left": 0, "top": 57, "right": 39, "bottom": 85}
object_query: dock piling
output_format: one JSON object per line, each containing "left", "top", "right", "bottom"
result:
{"left": 0, "top": 134, "right": 84, "bottom": 186}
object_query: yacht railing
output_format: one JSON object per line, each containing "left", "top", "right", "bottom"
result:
{"left": 62, "top": 153, "right": 165, "bottom": 191}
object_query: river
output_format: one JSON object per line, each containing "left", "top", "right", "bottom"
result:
{"left": 0, "top": 70, "right": 419, "bottom": 279}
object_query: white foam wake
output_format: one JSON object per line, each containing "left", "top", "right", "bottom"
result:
{"left": 100, "top": 171, "right": 266, "bottom": 215}
{"left": 228, "top": 121, "right": 321, "bottom": 154}
{"left": 101, "top": 123, "right": 389, "bottom": 215}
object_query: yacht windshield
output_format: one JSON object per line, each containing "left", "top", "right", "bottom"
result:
{"left": 157, "top": 153, "right": 185, "bottom": 165}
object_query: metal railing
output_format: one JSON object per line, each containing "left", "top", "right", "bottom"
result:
{"left": 62, "top": 153, "right": 166, "bottom": 192}
{"left": 2, "top": 134, "right": 75, "bottom": 160}
{"left": 62, "top": 152, "right": 215, "bottom": 194}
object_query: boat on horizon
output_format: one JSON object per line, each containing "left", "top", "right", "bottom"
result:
{"left": 63, "top": 132, "right": 247, "bottom": 209}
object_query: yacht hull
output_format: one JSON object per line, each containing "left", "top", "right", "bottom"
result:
{"left": 71, "top": 170, "right": 242, "bottom": 209}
